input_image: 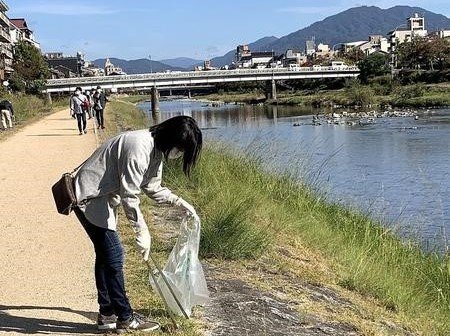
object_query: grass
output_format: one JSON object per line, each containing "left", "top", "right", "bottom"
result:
{"left": 166, "top": 145, "right": 449, "bottom": 334}
{"left": 200, "top": 84, "right": 450, "bottom": 108}
{"left": 103, "top": 99, "right": 450, "bottom": 335}
{"left": 0, "top": 93, "right": 67, "bottom": 140}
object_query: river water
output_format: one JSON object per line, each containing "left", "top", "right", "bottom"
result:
{"left": 138, "top": 99, "right": 450, "bottom": 251}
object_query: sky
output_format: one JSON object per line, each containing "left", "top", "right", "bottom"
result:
{"left": 6, "top": 0, "right": 450, "bottom": 61}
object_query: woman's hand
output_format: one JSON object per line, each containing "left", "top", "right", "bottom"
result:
{"left": 136, "top": 227, "right": 151, "bottom": 261}
{"left": 176, "top": 198, "right": 200, "bottom": 222}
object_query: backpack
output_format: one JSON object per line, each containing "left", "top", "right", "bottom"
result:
{"left": 81, "top": 98, "right": 90, "bottom": 110}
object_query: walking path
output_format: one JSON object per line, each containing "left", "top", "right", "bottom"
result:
{"left": 0, "top": 109, "right": 99, "bottom": 335}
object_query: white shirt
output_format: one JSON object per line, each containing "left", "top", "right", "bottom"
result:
{"left": 74, "top": 130, "right": 179, "bottom": 232}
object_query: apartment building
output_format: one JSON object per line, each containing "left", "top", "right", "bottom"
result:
{"left": 10, "top": 18, "right": 40, "bottom": 49}
{"left": 0, "top": 0, "right": 12, "bottom": 80}
{"left": 388, "top": 13, "right": 428, "bottom": 52}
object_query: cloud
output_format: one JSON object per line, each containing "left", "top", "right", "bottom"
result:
{"left": 13, "top": 2, "right": 118, "bottom": 16}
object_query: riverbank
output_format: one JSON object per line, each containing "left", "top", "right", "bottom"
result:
{"left": 0, "top": 94, "right": 67, "bottom": 140}
{"left": 102, "top": 98, "right": 450, "bottom": 335}
{"left": 197, "top": 83, "right": 450, "bottom": 109}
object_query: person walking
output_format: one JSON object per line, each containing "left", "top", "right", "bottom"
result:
{"left": 72, "top": 115, "right": 203, "bottom": 333}
{"left": 0, "top": 99, "right": 14, "bottom": 130}
{"left": 70, "top": 87, "right": 89, "bottom": 135}
{"left": 84, "top": 90, "right": 93, "bottom": 119}
{"left": 93, "top": 85, "right": 107, "bottom": 129}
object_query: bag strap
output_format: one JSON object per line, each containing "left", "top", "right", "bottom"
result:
{"left": 70, "top": 157, "right": 90, "bottom": 175}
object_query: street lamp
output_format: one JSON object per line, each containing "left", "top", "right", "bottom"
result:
{"left": 148, "top": 54, "right": 152, "bottom": 73}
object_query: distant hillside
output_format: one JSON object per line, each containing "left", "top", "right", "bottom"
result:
{"left": 210, "top": 6, "right": 450, "bottom": 67}
{"left": 92, "top": 58, "right": 185, "bottom": 74}
{"left": 158, "top": 57, "right": 202, "bottom": 70}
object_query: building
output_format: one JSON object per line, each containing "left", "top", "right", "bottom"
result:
{"left": 0, "top": 0, "right": 12, "bottom": 80}
{"left": 235, "top": 44, "right": 251, "bottom": 62}
{"left": 428, "top": 29, "right": 450, "bottom": 39}
{"left": 316, "top": 43, "right": 333, "bottom": 58}
{"left": 344, "top": 35, "right": 390, "bottom": 56}
{"left": 9, "top": 18, "right": 40, "bottom": 49}
{"left": 234, "top": 44, "right": 275, "bottom": 69}
{"left": 104, "top": 58, "right": 126, "bottom": 76}
{"left": 283, "top": 49, "right": 307, "bottom": 67}
{"left": 388, "top": 13, "right": 428, "bottom": 52}
{"left": 250, "top": 51, "right": 274, "bottom": 68}
{"left": 45, "top": 52, "right": 85, "bottom": 77}
{"left": 305, "top": 39, "right": 316, "bottom": 56}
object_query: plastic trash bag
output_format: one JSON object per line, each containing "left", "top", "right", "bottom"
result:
{"left": 149, "top": 215, "right": 209, "bottom": 317}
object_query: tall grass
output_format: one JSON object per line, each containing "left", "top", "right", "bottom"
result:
{"left": 164, "top": 144, "right": 450, "bottom": 334}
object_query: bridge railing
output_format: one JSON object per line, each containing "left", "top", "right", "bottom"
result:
{"left": 46, "top": 66, "right": 360, "bottom": 87}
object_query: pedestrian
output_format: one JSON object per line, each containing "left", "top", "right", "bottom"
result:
{"left": 0, "top": 99, "right": 14, "bottom": 130}
{"left": 70, "top": 87, "right": 89, "bottom": 135}
{"left": 72, "top": 115, "right": 203, "bottom": 333}
{"left": 84, "top": 90, "right": 93, "bottom": 119}
{"left": 93, "top": 85, "right": 107, "bottom": 129}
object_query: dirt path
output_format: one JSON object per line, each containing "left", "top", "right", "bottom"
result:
{"left": 0, "top": 109, "right": 100, "bottom": 335}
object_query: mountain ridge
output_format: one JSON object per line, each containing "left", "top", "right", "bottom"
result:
{"left": 209, "top": 5, "right": 450, "bottom": 67}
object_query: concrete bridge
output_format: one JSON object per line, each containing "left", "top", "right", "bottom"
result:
{"left": 45, "top": 66, "right": 359, "bottom": 113}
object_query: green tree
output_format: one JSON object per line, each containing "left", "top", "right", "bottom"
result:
{"left": 426, "top": 36, "right": 450, "bottom": 70}
{"left": 396, "top": 36, "right": 450, "bottom": 70}
{"left": 358, "top": 53, "right": 390, "bottom": 83}
{"left": 341, "top": 48, "right": 365, "bottom": 65}
{"left": 11, "top": 41, "right": 50, "bottom": 93}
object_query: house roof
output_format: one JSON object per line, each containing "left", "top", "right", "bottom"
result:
{"left": 10, "top": 18, "right": 31, "bottom": 31}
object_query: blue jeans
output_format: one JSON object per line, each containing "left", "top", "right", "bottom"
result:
{"left": 74, "top": 208, "right": 133, "bottom": 321}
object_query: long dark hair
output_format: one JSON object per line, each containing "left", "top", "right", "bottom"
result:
{"left": 150, "top": 116, "right": 203, "bottom": 175}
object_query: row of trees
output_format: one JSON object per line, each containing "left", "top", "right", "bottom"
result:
{"left": 341, "top": 36, "right": 450, "bottom": 83}
{"left": 396, "top": 36, "right": 450, "bottom": 71}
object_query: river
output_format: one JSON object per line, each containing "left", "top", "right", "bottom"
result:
{"left": 138, "top": 99, "right": 450, "bottom": 251}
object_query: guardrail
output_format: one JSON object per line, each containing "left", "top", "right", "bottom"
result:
{"left": 46, "top": 67, "right": 360, "bottom": 87}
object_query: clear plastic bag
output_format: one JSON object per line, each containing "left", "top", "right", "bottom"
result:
{"left": 149, "top": 215, "right": 209, "bottom": 317}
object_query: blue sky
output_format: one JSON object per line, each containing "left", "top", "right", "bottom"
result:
{"left": 6, "top": 0, "right": 450, "bottom": 61}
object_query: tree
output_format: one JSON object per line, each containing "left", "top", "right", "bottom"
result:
{"left": 11, "top": 41, "right": 50, "bottom": 93}
{"left": 426, "top": 36, "right": 450, "bottom": 70}
{"left": 341, "top": 48, "right": 365, "bottom": 65}
{"left": 396, "top": 36, "right": 450, "bottom": 70}
{"left": 358, "top": 52, "right": 390, "bottom": 83}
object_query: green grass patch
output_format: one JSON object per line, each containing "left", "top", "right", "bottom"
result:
{"left": 164, "top": 144, "right": 450, "bottom": 334}
{"left": 198, "top": 84, "right": 450, "bottom": 108}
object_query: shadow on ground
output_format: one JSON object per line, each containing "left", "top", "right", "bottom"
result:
{"left": 27, "top": 134, "right": 79, "bottom": 137}
{"left": 0, "top": 305, "right": 97, "bottom": 334}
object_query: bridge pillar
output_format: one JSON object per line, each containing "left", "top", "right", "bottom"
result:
{"left": 265, "top": 80, "right": 277, "bottom": 100}
{"left": 151, "top": 86, "right": 160, "bottom": 117}
{"left": 188, "top": 90, "right": 192, "bottom": 99}
{"left": 46, "top": 92, "right": 52, "bottom": 105}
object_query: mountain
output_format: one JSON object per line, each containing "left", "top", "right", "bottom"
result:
{"left": 210, "top": 6, "right": 450, "bottom": 67}
{"left": 210, "top": 36, "right": 279, "bottom": 68}
{"left": 158, "top": 57, "right": 203, "bottom": 70}
{"left": 92, "top": 58, "right": 185, "bottom": 74}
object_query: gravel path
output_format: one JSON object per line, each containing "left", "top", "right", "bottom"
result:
{"left": 0, "top": 109, "right": 100, "bottom": 335}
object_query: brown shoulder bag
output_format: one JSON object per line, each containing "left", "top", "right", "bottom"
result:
{"left": 51, "top": 159, "right": 87, "bottom": 215}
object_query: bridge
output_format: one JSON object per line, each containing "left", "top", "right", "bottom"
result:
{"left": 45, "top": 66, "right": 359, "bottom": 113}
